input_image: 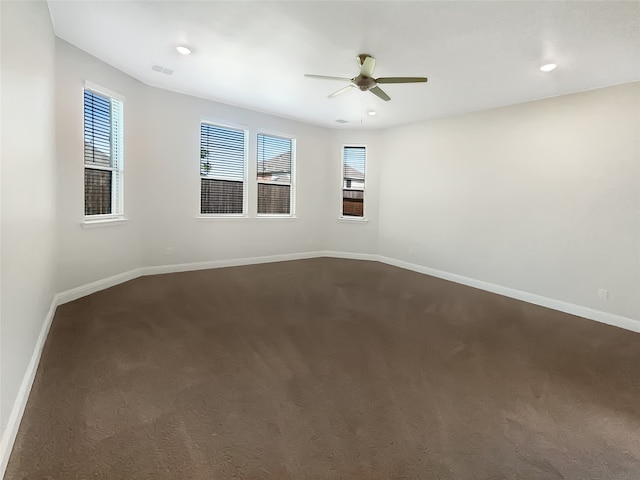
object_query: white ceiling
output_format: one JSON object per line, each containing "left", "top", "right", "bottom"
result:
{"left": 48, "top": 1, "right": 640, "bottom": 129}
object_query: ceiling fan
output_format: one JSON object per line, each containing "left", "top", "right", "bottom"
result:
{"left": 304, "top": 53, "right": 428, "bottom": 102}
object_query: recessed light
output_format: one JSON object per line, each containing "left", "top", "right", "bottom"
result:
{"left": 540, "top": 63, "right": 557, "bottom": 72}
{"left": 176, "top": 45, "right": 191, "bottom": 55}
{"left": 335, "top": 119, "right": 349, "bottom": 124}
{"left": 368, "top": 110, "right": 377, "bottom": 116}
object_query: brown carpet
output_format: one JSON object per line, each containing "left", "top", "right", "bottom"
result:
{"left": 5, "top": 258, "right": 640, "bottom": 479}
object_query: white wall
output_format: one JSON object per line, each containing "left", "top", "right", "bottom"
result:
{"left": 323, "top": 130, "right": 383, "bottom": 255}
{"left": 55, "top": 39, "right": 146, "bottom": 292}
{"left": 55, "top": 40, "right": 340, "bottom": 285}
{"left": 140, "top": 86, "right": 330, "bottom": 267}
{"left": 0, "top": 0, "right": 57, "bottom": 461}
{"left": 379, "top": 82, "right": 640, "bottom": 320}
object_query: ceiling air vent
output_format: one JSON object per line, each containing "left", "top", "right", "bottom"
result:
{"left": 152, "top": 64, "right": 174, "bottom": 75}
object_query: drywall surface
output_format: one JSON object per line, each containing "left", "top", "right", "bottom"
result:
{"left": 54, "top": 40, "right": 339, "bottom": 283}
{"left": 139, "top": 87, "right": 330, "bottom": 267}
{"left": 323, "top": 130, "right": 382, "bottom": 255}
{"left": 55, "top": 39, "right": 146, "bottom": 292}
{"left": 0, "top": 0, "right": 57, "bottom": 450}
{"left": 379, "top": 82, "right": 640, "bottom": 320}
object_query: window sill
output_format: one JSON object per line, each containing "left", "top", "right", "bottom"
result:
{"left": 82, "top": 217, "right": 129, "bottom": 228}
{"left": 338, "top": 216, "right": 369, "bottom": 223}
{"left": 196, "top": 215, "right": 249, "bottom": 221}
{"left": 255, "top": 215, "right": 298, "bottom": 220}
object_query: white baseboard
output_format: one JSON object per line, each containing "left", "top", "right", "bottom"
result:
{"left": 141, "top": 251, "right": 324, "bottom": 276}
{"left": 3, "top": 250, "right": 637, "bottom": 478}
{"left": 56, "top": 268, "right": 142, "bottom": 305}
{"left": 55, "top": 252, "right": 327, "bottom": 306}
{"left": 0, "top": 297, "right": 57, "bottom": 478}
{"left": 320, "top": 250, "right": 379, "bottom": 261}
{"left": 377, "top": 255, "right": 640, "bottom": 334}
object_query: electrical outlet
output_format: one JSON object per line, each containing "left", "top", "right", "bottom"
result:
{"left": 164, "top": 247, "right": 173, "bottom": 256}
{"left": 598, "top": 289, "right": 609, "bottom": 300}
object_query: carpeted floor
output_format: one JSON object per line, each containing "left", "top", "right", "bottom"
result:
{"left": 5, "top": 258, "right": 640, "bottom": 479}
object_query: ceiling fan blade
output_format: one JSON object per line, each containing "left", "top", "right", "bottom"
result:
{"left": 369, "top": 86, "right": 390, "bottom": 102}
{"left": 328, "top": 84, "right": 356, "bottom": 99}
{"left": 304, "top": 74, "right": 352, "bottom": 82}
{"left": 359, "top": 55, "right": 376, "bottom": 77}
{"left": 376, "top": 77, "right": 428, "bottom": 84}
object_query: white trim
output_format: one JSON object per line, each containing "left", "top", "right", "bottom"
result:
{"left": 255, "top": 214, "right": 298, "bottom": 220}
{"left": 3, "top": 251, "right": 637, "bottom": 478}
{"left": 338, "top": 216, "right": 369, "bottom": 223}
{"left": 56, "top": 252, "right": 322, "bottom": 305}
{"left": 82, "top": 217, "right": 128, "bottom": 228}
{"left": 83, "top": 80, "right": 125, "bottom": 102}
{"left": 256, "top": 128, "right": 297, "bottom": 142}
{"left": 375, "top": 255, "right": 640, "bottom": 334}
{"left": 83, "top": 164, "right": 115, "bottom": 173}
{"left": 320, "top": 250, "right": 379, "bottom": 262}
{"left": 56, "top": 269, "right": 142, "bottom": 305}
{"left": 200, "top": 117, "right": 249, "bottom": 132}
{"left": 195, "top": 214, "right": 249, "bottom": 221}
{"left": 0, "top": 298, "right": 57, "bottom": 478}
{"left": 110, "top": 97, "right": 124, "bottom": 216}
{"left": 256, "top": 179, "right": 291, "bottom": 186}
{"left": 141, "top": 251, "right": 321, "bottom": 276}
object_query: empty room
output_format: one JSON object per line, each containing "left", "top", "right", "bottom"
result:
{"left": 1, "top": 1, "right": 639, "bottom": 478}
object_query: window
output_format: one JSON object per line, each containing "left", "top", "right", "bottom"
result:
{"left": 84, "top": 87, "right": 124, "bottom": 217}
{"left": 200, "top": 123, "right": 247, "bottom": 215}
{"left": 342, "top": 146, "right": 366, "bottom": 218}
{"left": 257, "top": 133, "right": 295, "bottom": 215}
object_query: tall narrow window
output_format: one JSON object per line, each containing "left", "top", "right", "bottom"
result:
{"left": 257, "top": 133, "right": 295, "bottom": 215}
{"left": 84, "top": 88, "right": 123, "bottom": 216}
{"left": 342, "top": 146, "right": 366, "bottom": 217}
{"left": 200, "top": 123, "right": 247, "bottom": 215}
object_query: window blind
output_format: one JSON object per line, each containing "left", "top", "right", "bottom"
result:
{"left": 84, "top": 89, "right": 123, "bottom": 216}
{"left": 257, "top": 134, "right": 293, "bottom": 215}
{"left": 342, "top": 146, "right": 366, "bottom": 217}
{"left": 200, "top": 123, "right": 246, "bottom": 214}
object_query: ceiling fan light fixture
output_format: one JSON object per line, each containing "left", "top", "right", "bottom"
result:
{"left": 540, "top": 63, "right": 557, "bottom": 72}
{"left": 304, "top": 54, "right": 428, "bottom": 103}
{"left": 176, "top": 45, "right": 192, "bottom": 55}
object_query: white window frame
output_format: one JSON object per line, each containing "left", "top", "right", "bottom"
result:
{"left": 340, "top": 144, "right": 367, "bottom": 221}
{"left": 256, "top": 130, "right": 296, "bottom": 217}
{"left": 83, "top": 81, "right": 125, "bottom": 222}
{"left": 198, "top": 119, "right": 249, "bottom": 218}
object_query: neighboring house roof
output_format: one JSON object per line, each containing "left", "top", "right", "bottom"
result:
{"left": 344, "top": 165, "right": 364, "bottom": 180}
{"left": 257, "top": 152, "right": 291, "bottom": 175}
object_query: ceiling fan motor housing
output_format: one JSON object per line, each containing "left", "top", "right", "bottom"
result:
{"left": 304, "top": 53, "right": 427, "bottom": 101}
{"left": 354, "top": 75, "right": 377, "bottom": 91}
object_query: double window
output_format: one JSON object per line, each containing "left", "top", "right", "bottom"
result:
{"left": 342, "top": 146, "right": 366, "bottom": 218}
{"left": 199, "top": 124, "right": 295, "bottom": 216}
{"left": 83, "top": 86, "right": 124, "bottom": 217}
